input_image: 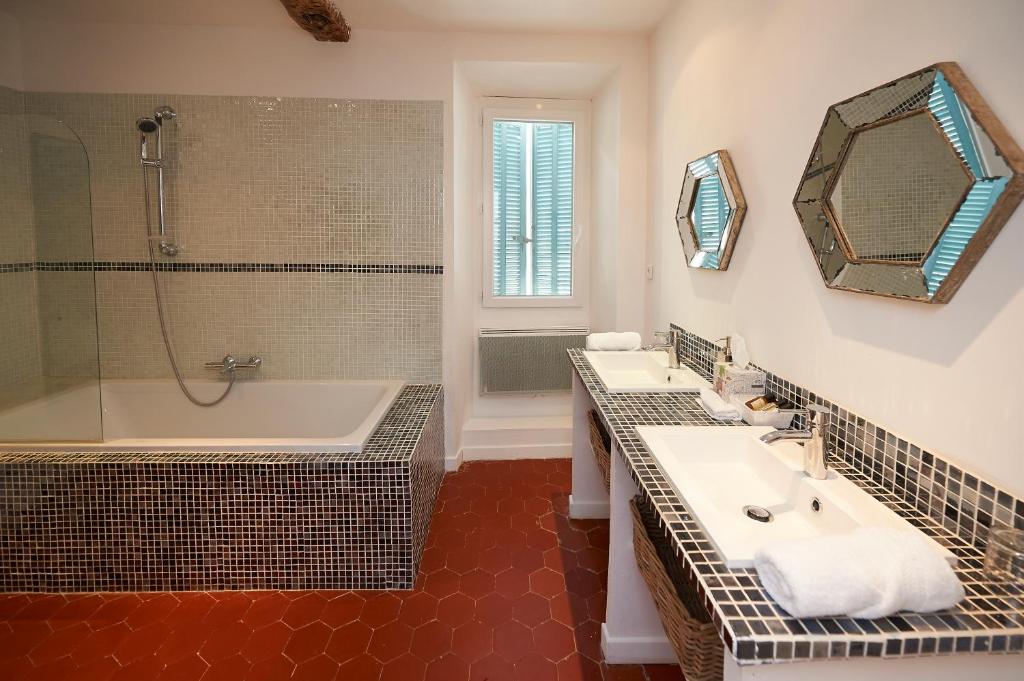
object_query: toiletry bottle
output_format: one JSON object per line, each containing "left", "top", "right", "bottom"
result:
{"left": 713, "top": 337, "right": 732, "bottom": 396}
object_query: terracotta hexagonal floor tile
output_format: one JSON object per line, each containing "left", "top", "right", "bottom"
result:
{"left": 471, "top": 652, "right": 515, "bottom": 681}
{"left": 283, "top": 621, "right": 332, "bottom": 663}
{"left": 202, "top": 593, "right": 252, "bottom": 628}
{"left": 423, "top": 569, "right": 461, "bottom": 600}
{"left": 555, "top": 652, "right": 602, "bottom": 681}
{"left": 473, "top": 593, "right": 513, "bottom": 626}
{"left": 459, "top": 570, "right": 496, "bottom": 600}
{"left": 532, "top": 620, "right": 576, "bottom": 662}
{"left": 478, "top": 546, "right": 513, "bottom": 575}
{"left": 200, "top": 653, "right": 251, "bottom": 681}
{"left": 382, "top": 652, "right": 427, "bottom": 681}
{"left": 447, "top": 548, "right": 481, "bottom": 575}
{"left": 281, "top": 593, "right": 328, "bottom": 630}
{"left": 197, "top": 621, "right": 250, "bottom": 663}
{"left": 247, "top": 656, "right": 296, "bottom": 681}
{"left": 158, "top": 652, "right": 209, "bottom": 681}
{"left": 320, "top": 592, "right": 365, "bottom": 628}
{"left": 410, "top": 619, "right": 453, "bottom": 662}
{"left": 529, "top": 569, "right": 565, "bottom": 599}
{"left": 361, "top": 593, "right": 402, "bottom": 628}
{"left": 326, "top": 621, "right": 372, "bottom": 663}
{"left": 292, "top": 654, "right": 340, "bottom": 681}
{"left": 494, "top": 568, "right": 530, "bottom": 600}
{"left": 514, "top": 652, "right": 558, "bottom": 681}
{"left": 510, "top": 548, "right": 544, "bottom": 573}
{"left": 240, "top": 621, "right": 292, "bottom": 663}
{"left": 436, "top": 593, "right": 475, "bottom": 628}
{"left": 492, "top": 620, "right": 533, "bottom": 663}
{"left": 547, "top": 592, "right": 577, "bottom": 628}
{"left": 241, "top": 594, "right": 290, "bottom": 629}
{"left": 26, "top": 621, "right": 90, "bottom": 665}
{"left": 398, "top": 592, "right": 438, "bottom": 628}
{"left": 368, "top": 621, "right": 414, "bottom": 663}
{"left": 338, "top": 653, "right": 382, "bottom": 680}
{"left": 451, "top": 619, "right": 493, "bottom": 664}
{"left": 426, "top": 653, "right": 469, "bottom": 681}
{"left": 512, "top": 593, "right": 550, "bottom": 627}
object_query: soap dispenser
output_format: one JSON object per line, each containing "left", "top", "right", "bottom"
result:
{"left": 713, "top": 336, "right": 732, "bottom": 395}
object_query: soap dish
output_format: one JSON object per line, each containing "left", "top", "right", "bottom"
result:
{"left": 733, "top": 395, "right": 796, "bottom": 430}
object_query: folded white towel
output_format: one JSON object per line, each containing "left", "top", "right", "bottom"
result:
{"left": 699, "top": 388, "right": 741, "bottom": 420}
{"left": 754, "top": 527, "right": 964, "bottom": 619}
{"left": 586, "top": 332, "right": 642, "bottom": 351}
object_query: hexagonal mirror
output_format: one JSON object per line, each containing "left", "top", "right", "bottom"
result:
{"left": 793, "top": 62, "right": 1024, "bottom": 303}
{"left": 675, "top": 150, "right": 746, "bottom": 270}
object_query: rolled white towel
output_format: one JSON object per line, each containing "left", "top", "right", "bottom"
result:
{"left": 754, "top": 527, "right": 964, "bottom": 619}
{"left": 699, "top": 388, "right": 741, "bottom": 420}
{"left": 586, "top": 332, "right": 642, "bottom": 351}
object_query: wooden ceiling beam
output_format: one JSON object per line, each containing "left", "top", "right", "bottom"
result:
{"left": 278, "top": 0, "right": 351, "bottom": 42}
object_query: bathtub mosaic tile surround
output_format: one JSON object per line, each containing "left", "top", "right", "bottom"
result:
{"left": 0, "top": 385, "right": 443, "bottom": 592}
{"left": 7, "top": 90, "right": 443, "bottom": 384}
{"left": 569, "top": 348, "right": 1024, "bottom": 665}
{"left": 669, "top": 323, "right": 1024, "bottom": 549}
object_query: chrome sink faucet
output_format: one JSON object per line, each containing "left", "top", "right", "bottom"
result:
{"left": 646, "top": 329, "right": 681, "bottom": 369}
{"left": 759, "top": 404, "right": 831, "bottom": 479}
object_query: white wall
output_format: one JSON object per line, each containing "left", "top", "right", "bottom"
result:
{"left": 647, "top": 0, "right": 1024, "bottom": 496}
{"left": 13, "top": 18, "right": 649, "bottom": 464}
{"left": 0, "top": 9, "right": 22, "bottom": 89}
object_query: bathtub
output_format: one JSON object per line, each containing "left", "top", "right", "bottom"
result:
{"left": 0, "top": 379, "right": 404, "bottom": 453}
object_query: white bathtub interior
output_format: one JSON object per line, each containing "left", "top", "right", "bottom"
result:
{"left": 0, "top": 379, "right": 404, "bottom": 453}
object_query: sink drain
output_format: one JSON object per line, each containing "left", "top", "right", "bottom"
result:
{"left": 743, "top": 505, "right": 774, "bottom": 523}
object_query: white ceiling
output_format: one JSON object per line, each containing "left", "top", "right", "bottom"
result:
{"left": 0, "top": 0, "right": 676, "bottom": 35}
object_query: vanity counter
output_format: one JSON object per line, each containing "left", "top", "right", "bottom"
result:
{"left": 569, "top": 348, "right": 1024, "bottom": 668}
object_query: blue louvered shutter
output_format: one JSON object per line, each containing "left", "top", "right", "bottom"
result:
{"left": 492, "top": 121, "right": 527, "bottom": 296}
{"left": 531, "top": 122, "right": 575, "bottom": 296}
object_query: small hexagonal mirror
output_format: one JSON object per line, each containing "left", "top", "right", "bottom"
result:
{"left": 793, "top": 62, "right": 1024, "bottom": 303}
{"left": 675, "top": 150, "right": 746, "bottom": 270}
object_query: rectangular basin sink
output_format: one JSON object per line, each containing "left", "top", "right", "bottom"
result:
{"left": 583, "top": 351, "right": 711, "bottom": 393}
{"left": 636, "top": 425, "right": 956, "bottom": 569}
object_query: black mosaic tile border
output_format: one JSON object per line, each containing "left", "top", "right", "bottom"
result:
{"left": 569, "top": 348, "right": 1024, "bottom": 666}
{"left": 0, "top": 261, "right": 444, "bottom": 275}
{"left": 0, "top": 385, "right": 444, "bottom": 591}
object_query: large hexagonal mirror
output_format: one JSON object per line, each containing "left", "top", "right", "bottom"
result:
{"left": 793, "top": 62, "right": 1024, "bottom": 303}
{"left": 675, "top": 150, "right": 746, "bottom": 270}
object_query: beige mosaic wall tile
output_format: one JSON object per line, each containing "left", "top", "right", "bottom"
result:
{"left": 21, "top": 91, "right": 444, "bottom": 385}
{"left": 0, "top": 86, "right": 43, "bottom": 396}
{"left": 26, "top": 93, "right": 443, "bottom": 266}
{"left": 96, "top": 271, "right": 441, "bottom": 383}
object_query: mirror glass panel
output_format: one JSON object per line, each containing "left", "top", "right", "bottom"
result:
{"left": 793, "top": 63, "right": 1023, "bottom": 303}
{"left": 675, "top": 150, "right": 746, "bottom": 271}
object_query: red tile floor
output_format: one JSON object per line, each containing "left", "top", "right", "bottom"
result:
{"left": 0, "top": 460, "right": 684, "bottom": 681}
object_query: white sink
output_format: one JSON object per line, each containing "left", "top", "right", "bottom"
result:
{"left": 637, "top": 425, "right": 956, "bottom": 569}
{"left": 583, "top": 351, "right": 711, "bottom": 393}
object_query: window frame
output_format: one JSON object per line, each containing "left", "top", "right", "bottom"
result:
{"left": 482, "top": 98, "right": 590, "bottom": 308}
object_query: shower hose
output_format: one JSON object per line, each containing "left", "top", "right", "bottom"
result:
{"left": 141, "top": 164, "right": 234, "bottom": 407}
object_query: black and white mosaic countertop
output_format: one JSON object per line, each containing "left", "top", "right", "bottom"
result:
{"left": 569, "top": 348, "right": 1024, "bottom": 666}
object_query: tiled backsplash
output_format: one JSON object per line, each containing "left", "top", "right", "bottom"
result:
{"left": 671, "top": 323, "right": 1024, "bottom": 550}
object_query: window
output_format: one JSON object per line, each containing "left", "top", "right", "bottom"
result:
{"left": 483, "top": 101, "right": 588, "bottom": 307}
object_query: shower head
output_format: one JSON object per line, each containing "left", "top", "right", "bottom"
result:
{"left": 136, "top": 117, "right": 159, "bottom": 134}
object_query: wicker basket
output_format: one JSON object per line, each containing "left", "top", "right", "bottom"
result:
{"left": 587, "top": 410, "right": 611, "bottom": 492}
{"left": 630, "top": 496, "right": 724, "bottom": 681}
